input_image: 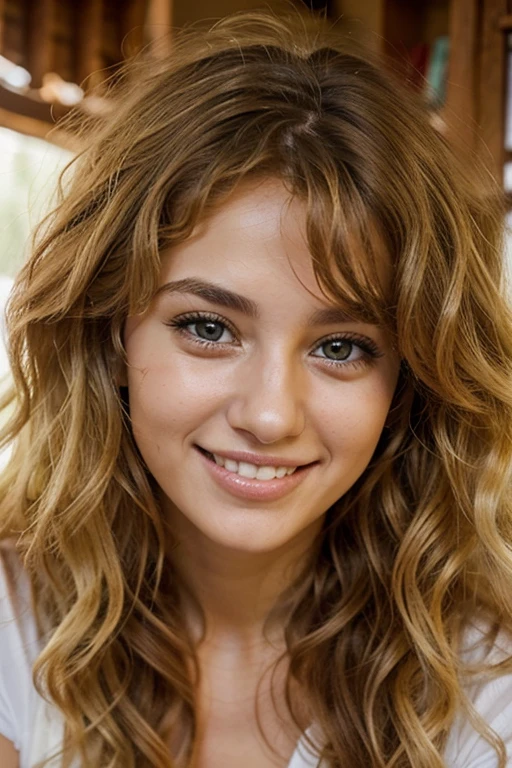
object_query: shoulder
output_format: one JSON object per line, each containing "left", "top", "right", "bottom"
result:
{"left": 444, "top": 619, "right": 512, "bottom": 767}
{"left": 0, "top": 540, "right": 41, "bottom": 751}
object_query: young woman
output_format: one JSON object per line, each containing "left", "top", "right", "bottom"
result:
{"left": 1, "top": 9, "right": 511, "bottom": 768}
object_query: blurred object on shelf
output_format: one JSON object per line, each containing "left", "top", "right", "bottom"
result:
{"left": 425, "top": 35, "right": 449, "bottom": 108}
{"left": 399, "top": 34, "right": 449, "bottom": 117}
{"left": 0, "top": 55, "right": 31, "bottom": 90}
{"left": 39, "top": 73, "right": 84, "bottom": 106}
{"left": 404, "top": 42, "right": 430, "bottom": 91}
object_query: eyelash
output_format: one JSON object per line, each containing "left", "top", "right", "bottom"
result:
{"left": 165, "top": 311, "right": 383, "bottom": 370}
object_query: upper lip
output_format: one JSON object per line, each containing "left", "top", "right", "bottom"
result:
{"left": 197, "top": 446, "right": 314, "bottom": 468}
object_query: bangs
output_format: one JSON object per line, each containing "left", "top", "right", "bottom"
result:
{"left": 154, "top": 125, "right": 394, "bottom": 331}
{"left": 297, "top": 165, "right": 394, "bottom": 329}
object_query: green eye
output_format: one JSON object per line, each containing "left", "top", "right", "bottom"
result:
{"left": 321, "top": 339, "right": 353, "bottom": 361}
{"left": 167, "top": 312, "right": 236, "bottom": 346}
{"left": 311, "top": 333, "right": 382, "bottom": 368}
{"left": 194, "top": 320, "right": 225, "bottom": 342}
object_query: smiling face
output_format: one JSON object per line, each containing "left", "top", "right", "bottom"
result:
{"left": 123, "top": 178, "right": 400, "bottom": 556}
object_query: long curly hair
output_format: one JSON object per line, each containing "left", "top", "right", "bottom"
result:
{"left": 1, "top": 9, "right": 512, "bottom": 768}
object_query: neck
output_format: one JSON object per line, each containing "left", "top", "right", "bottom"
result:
{"left": 162, "top": 501, "right": 323, "bottom": 644}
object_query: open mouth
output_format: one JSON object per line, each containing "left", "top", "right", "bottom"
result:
{"left": 195, "top": 445, "right": 315, "bottom": 479}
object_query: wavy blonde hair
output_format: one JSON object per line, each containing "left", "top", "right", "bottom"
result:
{"left": 1, "top": 9, "right": 512, "bottom": 768}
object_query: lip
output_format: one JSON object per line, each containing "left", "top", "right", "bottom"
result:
{"left": 196, "top": 445, "right": 311, "bottom": 468}
{"left": 195, "top": 446, "right": 317, "bottom": 502}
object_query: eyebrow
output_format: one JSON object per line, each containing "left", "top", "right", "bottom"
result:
{"left": 155, "top": 277, "right": 369, "bottom": 326}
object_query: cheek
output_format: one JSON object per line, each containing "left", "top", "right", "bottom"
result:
{"left": 318, "top": 377, "right": 395, "bottom": 461}
{"left": 125, "top": 350, "right": 228, "bottom": 451}
{"left": 128, "top": 368, "right": 197, "bottom": 440}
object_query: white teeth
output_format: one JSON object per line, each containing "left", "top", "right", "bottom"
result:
{"left": 212, "top": 454, "right": 297, "bottom": 481}
{"left": 237, "top": 461, "right": 258, "bottom": 479}
{"left": 256, "top": 466, "right": 277, "bottom": 481}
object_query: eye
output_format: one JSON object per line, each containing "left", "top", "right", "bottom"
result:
{"left": 165, "top": 312, "right": 236, "bottom": 346}
{"left": 188, "top": 318, "right": 231, "bottom": 342}
{"left": 311, "top": 334, "right": 381, "bottom": 367}
{"left": 316, "top": 338, "right": 354, "bottom": 362}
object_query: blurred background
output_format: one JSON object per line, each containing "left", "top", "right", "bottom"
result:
{"left": 1, "top": 0, "right": 511, "bottom": 279}
{"left": 0, "top": 0, "right": 510, "bottom": 421}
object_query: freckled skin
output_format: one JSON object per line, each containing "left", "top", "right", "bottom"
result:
{"left": 123, "top": 178, "right": 400, "bottom": 559}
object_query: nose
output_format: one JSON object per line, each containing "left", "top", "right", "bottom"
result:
{"left": 226, "top": 348, "right": 306, "bottom": 444}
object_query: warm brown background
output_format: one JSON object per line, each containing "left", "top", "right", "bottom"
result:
{"left": 0, "top": 0, "right": 510, "bottom": 188}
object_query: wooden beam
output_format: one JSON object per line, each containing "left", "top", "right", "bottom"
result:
{"left": 145, "top": 0, "right": 173, "bottom": 54}
{"left": 26, "top": 0, "right": 55, "bottom": 88}
{"left": 75, "top": 0, "right": 104, "bottom": 89}
{"left": 0, "top": 105, "right": 78, "bottom": 149}
{"left": 478, "top": 0, "right": 508, "bottom": 182}
{"left": 0, "top": 0, "right": 5, "bottom": 56}
{"left": 122, "top": 0, "right": 151, "bottom": 57}
{"left": 0, "top": 104, "right": 51, "bottom": 138}
{"left": 0, "top": 81, "right": 54, "bottom": 122}
{"left": 444, "top": 0, "right": 479, "bottom": 156}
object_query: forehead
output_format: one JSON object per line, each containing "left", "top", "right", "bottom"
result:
{"left": 159, "top": 177, "right": 391, "bottom": 307}
{"left": 160, "top": 179, "right": 314, "bottom": 295}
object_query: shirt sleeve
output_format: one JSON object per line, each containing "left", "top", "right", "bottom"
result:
{"left": 0, "top": 544, "right": 36, "bottom": 751}
{"left": 0, "top": 670, "right": 18, "bottom": 749}
{"left": 444, "top": 625, "right": 512, "bottom": 767}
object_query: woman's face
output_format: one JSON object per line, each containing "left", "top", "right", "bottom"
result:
{"left": 123, "top": 178, "right": 400, "bottom": 554}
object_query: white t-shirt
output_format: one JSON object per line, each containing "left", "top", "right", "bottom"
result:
{"left": 1, "top": 550, "right": 512, "bottom": 768}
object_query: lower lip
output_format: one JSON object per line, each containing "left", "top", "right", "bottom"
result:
{"left": 195, "top": 447, "right": 316, "bottom": 502}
